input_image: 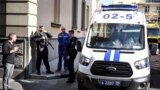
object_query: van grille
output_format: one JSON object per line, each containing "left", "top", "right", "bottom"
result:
{"left": 91, "top": 61, "right": 133, "bottom": 77}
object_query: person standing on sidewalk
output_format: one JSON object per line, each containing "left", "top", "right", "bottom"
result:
{"left": 2, "top": 33, "right": 18, "bottom": 90}
{"left": 57, "top": 27, "right": 70, "bottom": 72}
{"left": 66, "top": 30, "right": 81, "bottom": 83}
{"left": 33, "top": 25, "right": 54, "bottom": 75}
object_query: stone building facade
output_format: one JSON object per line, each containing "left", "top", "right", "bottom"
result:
{"left": 0, "top": 0, "right": 92, "bottom": 79}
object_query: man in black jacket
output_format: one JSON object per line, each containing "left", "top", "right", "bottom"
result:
{"left": 33, "top": 25, "right": 53, "bottom": 75}
{"left": 66, "top": 30, "right": 81, "bottom": 83}
{"left": 2, "top": 33, "right": 18, "bottom": 90}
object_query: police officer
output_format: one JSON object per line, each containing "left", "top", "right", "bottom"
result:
{"left": 33, "top": 25, "right": 54, "bottom": 75}
{"left": 66, "top": 30, "right": 79, "bottom": 83}
{"left": 57, "top": 27, "right": 70, "bottom": 72}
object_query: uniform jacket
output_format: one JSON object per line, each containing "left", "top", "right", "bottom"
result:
{"left": 58, "top": 32, "right": 70, "bottom": 51}
{"left": 66, "top": 37, "right": 77, "bottom": 56}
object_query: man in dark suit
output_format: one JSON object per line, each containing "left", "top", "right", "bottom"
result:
{"left": 33, "top": 25, "right": 54, "bottom": 75}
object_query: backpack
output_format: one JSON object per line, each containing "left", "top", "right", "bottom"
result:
{"left": 76, "top": 40, "right": 82, "bottom": 52}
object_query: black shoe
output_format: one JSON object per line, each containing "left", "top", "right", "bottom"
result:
{"left": 66, "top": 80, "right": 75, "bottom": 83}
{"left": 37, "top": 72, "right": 40, "bottom": 75}
{"left": 68, "top": 77, "right": 76, "bottom": 80}
{"left": 73, "top": 77, "right": 76, "bottom": 79}
{"left": 56, "top": 69, "right": 61, "bottom": 72}
{"left": 46, "top": 71, "right": 54, "bottom": 74}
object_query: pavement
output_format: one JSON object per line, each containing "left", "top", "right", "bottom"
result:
{"left": 29, "top": 52, "right": 81, "bottom": 79}
{"left": 0, "top": 78, "right": 78, "bottom": 90}
{"left": 29, "top": 58, "right": 69, "bottom": 79}
{"left": 150, "top": 54, "right": 160, "bottom": 90}
{"left": 0, "top": 53, "right": 81, "bottom": 90}
{"left": 0, "top": 54, "right": 160, "bottom": 90}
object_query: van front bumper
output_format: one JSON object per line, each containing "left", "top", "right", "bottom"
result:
{"left": 77, "top": 72, "right": 150, "bottom": 90}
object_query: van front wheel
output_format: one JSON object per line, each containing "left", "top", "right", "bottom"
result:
{"left": 78, "top": 80, "right": 86, "bottom": 90}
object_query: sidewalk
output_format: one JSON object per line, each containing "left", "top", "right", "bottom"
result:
{"left": 0, "top": 78, "right": 78, "bottom": 90}
{"left": 0, "top": 53, "right": 81, "bottom": 90}
{"left": 0, "top": 79, "right": 23, "bottom": 90}
{"left": 29, "top": 52, "right": 81, "bottom": 79}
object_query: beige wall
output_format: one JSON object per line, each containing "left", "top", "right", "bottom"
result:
{"left": 112, "top": 0, "right": 159, "bottom": 20}
{"left": 37, "top": 0, "right": 54, "bottom": 31}
{"left": 59, "top": 0, "right": 72, "bottom": 30}
{"left": 86, "top": 0, "right": 92, "bottom": 18}
{"left": 75, "top": 0, "right": 92, "bottom": 37}
{"left": 146, "top": 4, "right": 159, "bottom": 19}
{"left": 37, "top": 0, "right": 92, "bottom": 38}
{"left": 6, "top": 1, "right": 37, "bottom": 37}
{"left": 92, "top": 0, "right": 97, "bottom": 14}
{"left": 149, "top": 5, "right": 157, "bottom": 12}
{"left": 4, "top": 0, "right": 38, "bottom": 75}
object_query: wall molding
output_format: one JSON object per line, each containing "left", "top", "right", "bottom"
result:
{"left": 0, "top": 13, "right": 37, "bottom": 16}
{"left": 0, "top": 1, "right": 37, "bottom": 5}
{"left": 0, "top": 25, "right": 37, "bottom": 27}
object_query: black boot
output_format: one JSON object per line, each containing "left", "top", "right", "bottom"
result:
{"left": 66, "top": 78, "right": 75, "bottom": 83}
{"left": 37, "top": 71, "right": 40, "bottom": 75}
{"left": 46, "top": 71, "right": 54, "bottom": 74}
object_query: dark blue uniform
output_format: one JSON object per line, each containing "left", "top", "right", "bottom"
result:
{"left": 66, "top": 36, "right": 78, "bottom": 82}
{"left": 57, "top": 32, "right": 70, "bottom": 71}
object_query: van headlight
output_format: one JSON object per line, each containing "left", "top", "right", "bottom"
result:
{"left": 80, "top": 56, "right": 92, "bottom": 66}
{"left": 135, "top": 58, "right": 149, "bottom": 69}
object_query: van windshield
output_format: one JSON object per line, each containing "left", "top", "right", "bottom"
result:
{"left": 87, "top": 23, "right": 145, "bottom": 50}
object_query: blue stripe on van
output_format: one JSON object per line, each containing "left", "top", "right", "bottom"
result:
{"left": 114, "top": 50, "right": 120, "bottom": 62}
{"left": 104, "top": 50, "right": 111, "bottom": 61}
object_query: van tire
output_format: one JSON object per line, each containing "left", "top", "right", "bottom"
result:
{"left": 78, "top": 86, "right": 83, "bottom": 90}
{"left": 78, "top": 81, "right": 85, "bottom": 90}
{"left": 150, "top": 43, "right": 159, "bottom": 55}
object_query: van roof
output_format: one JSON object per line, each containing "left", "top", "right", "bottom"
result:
{"left": 101, "top": 4, "right": 137, "bottom": 11}
{"left": 92, "top": 10, "right": 145, "bottom": 25}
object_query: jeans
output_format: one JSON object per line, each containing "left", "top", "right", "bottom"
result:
{"left": 3, "top": 63, "right": 14, "bottom": 90}
{"left": 57, "top": 49, "right": 67, "bottom": 71}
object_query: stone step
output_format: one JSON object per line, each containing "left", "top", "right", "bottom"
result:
{"left": 29, "top": 53, "right": 81, "bottom": 80}
{"left": 29, "top": 72, "right": 69, "bottom": 80}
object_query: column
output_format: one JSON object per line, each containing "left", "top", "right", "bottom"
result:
{"left": 0, "top": 0, "right": 6, "bottom": 36}
{"left": 0, "top": 0, "right": 38, "bottom": 78}
{"left": 6, "top": 0, "right": 37, "bottom": 37}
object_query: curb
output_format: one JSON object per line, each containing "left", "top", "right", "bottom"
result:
{"left": 29, "top": 72, "right": 69, "bottom": 80}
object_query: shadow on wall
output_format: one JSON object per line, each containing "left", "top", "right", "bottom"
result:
{"left": 14, "top": 33, "right": 37, "bottom": 79}
{"left": 48, "top": 39, "right": 59, "bottom": 61}
{"left": 0, "top": 31, "right": 37, "bottom": 79}
{"left": 0, "top": 0, "right": 6, "bottom": 36}
{"left": 0, "top": 34, "right": 85, "bottom": 79}
{"left": 0, "top": 37, "right": 33, "bottom": 79}
{"left": 13, "top": 31, "right": 38, "bottom": 79}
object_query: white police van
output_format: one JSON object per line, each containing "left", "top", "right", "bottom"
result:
{"left": 77, "top": 4, "right": 150, "bottom": 90}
